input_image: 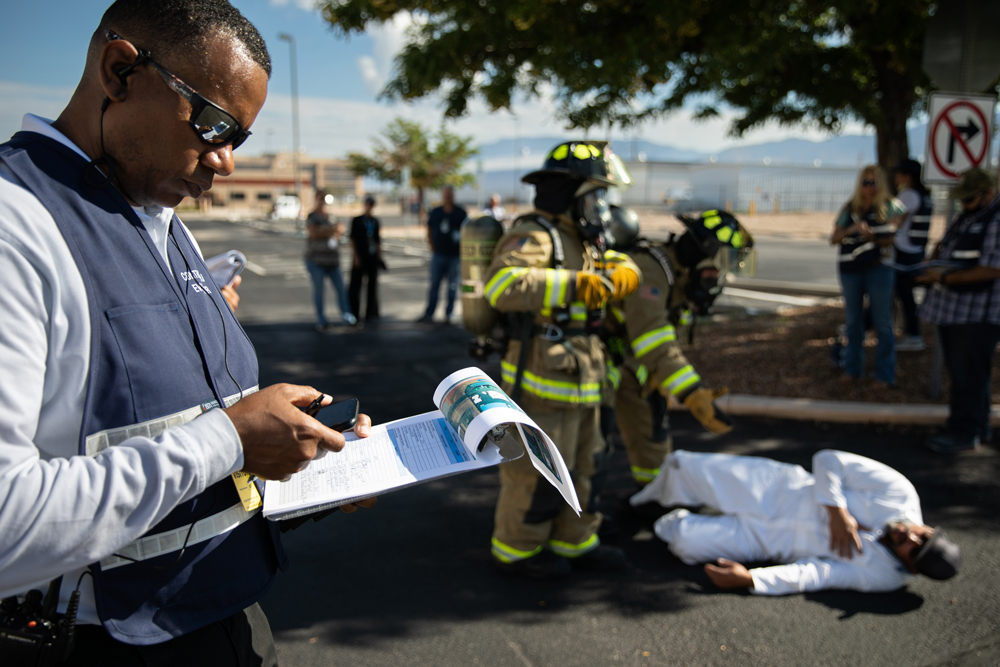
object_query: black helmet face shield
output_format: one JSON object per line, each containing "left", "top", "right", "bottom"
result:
{"left": 574, "top": 185, "right": 612, "bottom": 242}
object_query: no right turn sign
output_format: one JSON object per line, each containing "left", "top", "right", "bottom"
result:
{"left": 924, "top": 92, "right": 996, "bottom": 184}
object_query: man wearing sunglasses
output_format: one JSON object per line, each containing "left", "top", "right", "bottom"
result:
{"left": 631, "top": 450, "right": 962, "bottom": 595}
{"left": 0, "top": 1, "right": 374, "bottom": 663}
{"left": 916, "top": 168, "right": 1000, "bottom": 455}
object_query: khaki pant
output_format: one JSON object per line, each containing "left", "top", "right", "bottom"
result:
{"left": 615, "top": 368, "right": 672, "bottom": 486}
{"left": 492, "top": 397, "right": 603, "bottom": 559}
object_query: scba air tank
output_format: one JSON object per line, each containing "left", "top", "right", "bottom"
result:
{"left": 460, "top": 215, "right": 505, "bottom": 337}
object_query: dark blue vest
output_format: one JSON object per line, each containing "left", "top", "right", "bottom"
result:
{"left": 0, "top": 132, "right": 286, "bottom": 645}
{"left": 938, "top": 195, "right": 1000, "bottom": 294}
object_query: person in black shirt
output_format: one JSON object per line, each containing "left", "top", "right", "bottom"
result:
{"left": 417, "top": 185, "right": 468, "bottom": 323}
{"left": 349, "top": 195, "right": 382, "bottom": 321}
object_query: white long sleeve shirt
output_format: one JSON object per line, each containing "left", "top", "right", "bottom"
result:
{"left": 634, "top": 450, "right": 921, "bottom": 595}
{"left": 0, "top": 115, "right": 245, "bottom": 624}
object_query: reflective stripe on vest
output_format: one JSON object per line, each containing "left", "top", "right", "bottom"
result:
{"left": 952, "top": 250, "right": 981, "bottom": 259}
{"left": 491, "top": 537, "right": 542, "bottom": 563}
{"left": 501, "top": 361, "right": 601, "bottom": 404}
{"left": 662, "top": 365, "right": 701, "bottom": 396}
{"left": 610, "top": 307, "right": 625, "bottom": 323}
{"left": 838, "top": 241, "right": 876, "bottom": 261}
{"left": 85, "top": 388, "right": 256, "bottom": 457}
{"left": 548, "top": 534, "right": 599, "bottom": 557}
{"left": 485, "top": 266, "right": 529, "bottom": 307}
{"left": 569, "top": 302, "right": 588, "bottom": 322}
{"left": 636, "top": 364, "right": 649, "bottom": 386}
{"left": 101, "top": 503, "right": 260, "bottom": 571}
{"left": 631, "top": 325, "right": 677, "bottom": 358}
{"left": 631, "top": 465, "right": 660, "bottom": 484}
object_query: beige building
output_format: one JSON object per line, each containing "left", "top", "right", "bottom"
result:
{"left": 185, "top": 152, "right": 363, "bottom": 216}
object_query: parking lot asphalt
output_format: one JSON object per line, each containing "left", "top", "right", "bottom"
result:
{"left": 188, "top": 218, "right": 1000, "bottom": 667}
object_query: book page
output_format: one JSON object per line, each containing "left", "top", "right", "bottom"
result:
{"left": 263, "top": 411, "right": 491, "bottom": 520}
{"left": 433, "top": 367, "right": 581, "bottom": 513}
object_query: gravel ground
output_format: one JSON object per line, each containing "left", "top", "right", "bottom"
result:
{"left": 684, "top": 304, "right": 1000, "bottom": 405}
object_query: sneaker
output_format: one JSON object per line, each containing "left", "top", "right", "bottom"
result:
{"left": 314, "top": 323, "right": 334, "bottom": 333}
{"left": 569, "top": 545, "right": 629, "bottom": 572}
{"left": 343, "top": 313, "right": 357, "bottom": 325}
{"left": 896, "top": 335, "right": 925, "bottom": 352}
{"left": 415, "top": 315, "right": 434, "bottom": 324}
{"left": 925, "top": 432, "right": 980, "bottom": 455}
{"left": 495, "top": 551, "right": 571, "bottom": 580}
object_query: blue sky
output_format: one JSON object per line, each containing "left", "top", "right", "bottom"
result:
{"left": 0, "top": 0, "right": 870, "bottom": 163}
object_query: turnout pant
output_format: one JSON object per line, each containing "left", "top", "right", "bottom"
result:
{"left": 492, "top": 398, "right": 603, "bottom": 561}
{"left": 614, "top": 368, "right": 672, "bottom": 486}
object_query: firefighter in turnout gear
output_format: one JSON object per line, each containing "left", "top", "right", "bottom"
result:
{"left": 604, "top": 208, "right": 755, "bottom": 487}
{"left": 484, "top": 141, "right": 642, "bottom": 579}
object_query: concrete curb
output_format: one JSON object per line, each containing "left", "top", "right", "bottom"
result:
{"left": 713, "top": 393, "right": 1000, "bottom": 426}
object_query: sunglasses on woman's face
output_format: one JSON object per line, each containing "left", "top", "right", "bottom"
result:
{"left": 109, "top": 33, "right": 251, "bottom": 150}
{"left": 862, "top": 179, "right": 877, "bottom": 187}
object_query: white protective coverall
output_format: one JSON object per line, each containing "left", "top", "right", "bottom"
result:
{"left": 631, "top": 449, "right": 922, "bottom": 595}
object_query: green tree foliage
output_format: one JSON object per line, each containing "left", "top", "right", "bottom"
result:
{"left": 347, "top": 118, "right": 478, "bottom": 218}
{"left": 321, "top": 0, "right": 937, "bottom": 168}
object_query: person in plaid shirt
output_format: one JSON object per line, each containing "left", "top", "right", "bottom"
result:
{"left": 916, "top": 168, "right": 1000, "bottom": 454}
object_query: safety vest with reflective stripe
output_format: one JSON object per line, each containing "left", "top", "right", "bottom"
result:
{"left": 1, "top": 133, "right": 283, "bottom": 646}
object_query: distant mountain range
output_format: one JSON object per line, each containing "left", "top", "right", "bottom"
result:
{"left": 473, "top": 126, "right": 931, "bottom": 171}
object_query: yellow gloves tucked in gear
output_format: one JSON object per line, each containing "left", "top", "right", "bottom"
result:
{"left": 682, "top": 386, "right": 732, "bottom": 434}
{"left": 608, "top": 264, "right": 640, "bottom": 300}
{"left": 575, "top": 271, "right": 616, "bottom": 309}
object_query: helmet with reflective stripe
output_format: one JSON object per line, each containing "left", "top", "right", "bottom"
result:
{"left": 676, "top": 210, "right": 753, "bottom": 256}
{"left": 522, "top": 141, "right": 631, "bottom": 191}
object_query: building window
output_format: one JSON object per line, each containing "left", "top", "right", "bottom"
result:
{"left": 230, "top": 192, "right": 246, "bottom": 201}
{"left": 257, "top": 192, "right": 272, "bottom": 201}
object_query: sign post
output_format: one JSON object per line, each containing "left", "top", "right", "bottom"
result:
{"left": 923, "top": 92, "right": 996, "bottom": 184}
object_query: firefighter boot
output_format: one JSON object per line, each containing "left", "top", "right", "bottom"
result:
{"left": 569, "top": 544, "right": 629, "bottom": 571}
{"left": 496, "top": 551, "right": 572, "bottom": 580}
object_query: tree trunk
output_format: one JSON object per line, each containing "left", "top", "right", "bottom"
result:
{"left": 870, "top": 49, "right": 915, "bottom": 171}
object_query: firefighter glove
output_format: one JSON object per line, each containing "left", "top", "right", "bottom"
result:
{"left": 608, "top": 264, "right": 641, "bottom": 300}
{"left": 683, "top": 386, "right": 733, "bottom": 434}
{"left": 575, "top": 271, "right": 615, "bottom": 309}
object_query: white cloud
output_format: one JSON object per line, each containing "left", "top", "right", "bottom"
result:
{"left": 268, "top": 0, "right": 319, "bottom": 11}
{"left": 353, "top": 12, "right": 417, "bottom": 96}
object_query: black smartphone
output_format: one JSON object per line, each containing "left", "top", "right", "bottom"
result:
{"left": 313, "top": 398, "right": 360, "bottom": 432}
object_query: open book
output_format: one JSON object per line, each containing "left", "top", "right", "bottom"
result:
{"left": 262, "top": 367, "right": 580, "bottom": 521}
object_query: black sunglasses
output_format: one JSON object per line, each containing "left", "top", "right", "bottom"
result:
{"left": 109, "top": 32, "right": 251, "bottom": 150}
{"left": 861, "top": 179, "right": 877, "bottom": 187}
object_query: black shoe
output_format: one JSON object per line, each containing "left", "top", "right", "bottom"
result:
{"left": 415, "top": 315, "right": 434, "bottom": 323}
{"left": 569, "top": 545, "right": 629, "bottom": 572}
{"left": 597, "top": 515, "right": 619, "bottom": 540}
{"left": 495, "top": 551, "right": 571, "bottom": 580}
{"left": 925, "top": 432, "right": 980, "bottom": 455}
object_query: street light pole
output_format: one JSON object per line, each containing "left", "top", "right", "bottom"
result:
{"left": 278, "top": 33, "right": 301, "bottom": 204}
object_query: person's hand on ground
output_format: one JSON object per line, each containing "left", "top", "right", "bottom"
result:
{"left": 221, "top": 274, "right": 241, "bottom": 311}
{"left": 223, "top": 384, "right": 373, "bottom": 481}
{"left": 704, "top": 558, "right": 754, "bottom": 589}
{"left": 826, "top": 505, "right": 863, "bottom": 558}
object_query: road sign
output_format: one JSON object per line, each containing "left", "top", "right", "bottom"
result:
{"left": 923, "top": 92, "right": 996, "bottom": 184}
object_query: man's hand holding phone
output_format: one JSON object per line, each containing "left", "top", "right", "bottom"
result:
{"left": 223, "top": 384, "right": 372, "bottom": 482}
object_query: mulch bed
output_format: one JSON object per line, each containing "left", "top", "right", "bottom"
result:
{"left": 683, "top": 304, "right": 1000, "bottom": 405}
